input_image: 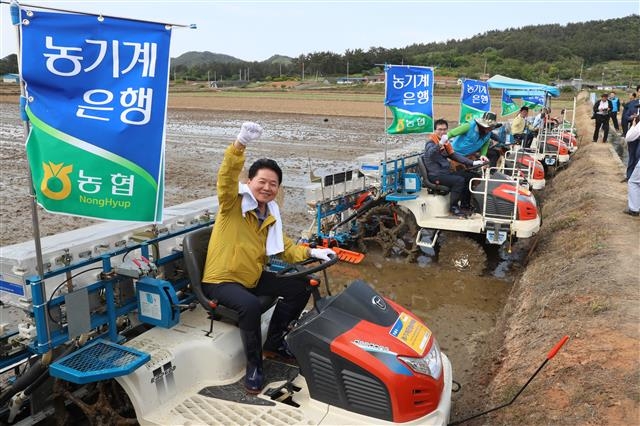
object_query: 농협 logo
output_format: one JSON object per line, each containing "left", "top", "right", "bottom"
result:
{"left": 41, "top": 161, "right": 73, "bottom": 200}
{"left": 371, "top": 295, "right": 387, "bottom": 310}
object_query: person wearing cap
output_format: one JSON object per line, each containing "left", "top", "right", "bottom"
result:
{"left": 423, "top": 118, "right": 488, "bottom": 216}
{"left": 449, "top": 111, "right": 502, "bottom": 167}
{"left": 592, "top": 92, "right": 612, "bottom": 143}
{"left": 511, "top": 106, "right": 536, "bottom": 148}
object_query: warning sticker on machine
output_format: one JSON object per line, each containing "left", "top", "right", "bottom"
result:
{"left": 139, "top": 290, "right": 162, "bottom": 320}
{"left": 389, "top": 312, "right": 431, "bottom": 354}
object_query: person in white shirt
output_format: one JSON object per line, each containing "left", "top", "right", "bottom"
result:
{"left": 592, "top": 93, "right": 612, "bottom": 143}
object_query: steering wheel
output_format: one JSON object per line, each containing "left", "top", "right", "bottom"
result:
{"left": 466, "top": 160, "right": 490, "bottom": 172}
{"left": 275, "top": 253, "right": 339, "bottom": 279}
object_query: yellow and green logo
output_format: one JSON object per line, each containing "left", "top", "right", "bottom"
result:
{"left": 41, "top": 161, "right": 73, "bottom": 200}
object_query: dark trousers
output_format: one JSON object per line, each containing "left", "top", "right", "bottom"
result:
{"left": 513, "top": 133, "right": 534, "bottom": 149}
{"left": 202, "top": 271, "right": 310, "bottom": 331}
{"left": 593, "top": 114, "right": 610, "bottom": 142}
{"left": 430, "top": 170, "right": 475, "bottom": 208}
{"left": 627, "top": 139, "right": 640, "bottom": 180}
{"left": 610, "top": 112, "right": 619, "bottom": 131}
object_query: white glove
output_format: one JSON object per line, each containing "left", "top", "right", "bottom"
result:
{"left": 236, "top": 122, "right": 263, "bottom": 146}
{"left": 309, "top": 247, "right": 334, "bottom": 262}
{"left": 439, "top": 134, "right": 449, "bottom": 145}
{"left": 472, "top": 160, "right": 484, "bottom": 166}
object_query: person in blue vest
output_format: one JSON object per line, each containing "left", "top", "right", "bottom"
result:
{"left": 609, "top": 91, "right": 621, "bottom": 133}
{"left": 449, "top": 111, "right": 503, "bottom": 166}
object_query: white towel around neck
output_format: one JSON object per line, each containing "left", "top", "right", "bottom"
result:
{"left": 239, "top": 183, "right": 284, "bottom": 255}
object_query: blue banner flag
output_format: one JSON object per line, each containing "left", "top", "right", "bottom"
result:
{"left": 520, "top": 95, "right": 546, "bottom": 111}
{"left": 459, "top": 79, "right": 490, "bottom": 124}
{"left": 384, "top": 65, "right": 434, "bottom": 134}
{"left": 20, "top": 7, "right": 172, "bottom": 222}
{"left": 501, "top": 89, "right": 519, "bottom": 116}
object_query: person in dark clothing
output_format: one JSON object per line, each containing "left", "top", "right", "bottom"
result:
{"left": 592, "top": 93, "right": 612, "bottom": 143}
{"left": 621, "top": 88, "right": 640, "bottom": 137}
{"left": 423, "top": 118, "right": 487, "bottom": 216}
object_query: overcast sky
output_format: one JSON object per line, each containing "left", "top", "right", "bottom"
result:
{"left": 1, "top": 0, "right": 638, "bottom": 61}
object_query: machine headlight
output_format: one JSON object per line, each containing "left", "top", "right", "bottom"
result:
{"left": 398, "top": 339, "right": 442, "bottom": 380}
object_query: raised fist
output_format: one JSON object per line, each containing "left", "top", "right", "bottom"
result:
{"left": 236, "top": 122, "right": 263, "bottom": 146}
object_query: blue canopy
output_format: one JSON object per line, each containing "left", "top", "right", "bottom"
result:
{"left": 487, "top": 74, "right": 560, "bottom": 97}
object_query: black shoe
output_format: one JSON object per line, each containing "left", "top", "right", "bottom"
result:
{"left": 264, "top": 303, "right": 300, "bottom": 365}
{"left": 621, "top": 177, "right": 629, "bottom": 183}
{"left": 623, "top": 209, "right": 639, "bottom": 217}
{"left": 450, "top": 206, "right": 466, "bottom": 217}
{"left": 263, "top": 341, "right": 297, "bottom": 365}
{"left": 240, "top": 329, "right": 264, "bottom": 394}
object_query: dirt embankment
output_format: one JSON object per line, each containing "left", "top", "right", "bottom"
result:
{"left": 482, "top": 93, "right": 639, "bottom": 425}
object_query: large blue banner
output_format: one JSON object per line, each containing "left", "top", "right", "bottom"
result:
{"left": 459, "top": 79, "right": 490, "bottom": 124}
{"left": 385, "top": 65, "right": 434, "bottom": 134}
{"left": 519, "top": 94, "right": 546, "bottom": 111}
{"left": 20, "top": 8, "right": 172, "bottom": 222}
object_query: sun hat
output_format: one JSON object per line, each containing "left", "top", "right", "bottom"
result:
{"left": 475, "top": 111, "right": 498, "bottom": 128}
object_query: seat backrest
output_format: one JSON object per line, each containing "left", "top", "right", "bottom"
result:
{"left": 182, "top": 226, "right": 215, "bottom": 312}
{"left": 182, "top": 226, "right": 277, "bottom": 323}
{"left": 417, "top": 156, "right": 451, "bottom": 195}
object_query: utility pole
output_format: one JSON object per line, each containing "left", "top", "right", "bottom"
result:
{"left": 302, "top": 62, "right": 305, "bottom": 81}
{"left": 579, "top": 61, "right": 584, "bottom": 80}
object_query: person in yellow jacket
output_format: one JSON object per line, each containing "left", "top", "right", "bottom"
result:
{"left": 202, "top": 122, "right": 334, "bottom": 394}
{"left": 511, "top": 106, "right": 536, "bottom": 148}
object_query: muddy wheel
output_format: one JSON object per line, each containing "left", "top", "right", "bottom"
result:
{"left": 356, "top": 204, "right": 418, "bottom": 261}
{"left": 437, "top": 234, "right": 487, "bottom": 275}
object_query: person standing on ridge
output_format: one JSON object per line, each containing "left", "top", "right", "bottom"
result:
{"left": 609, "top": 91, "right": 621, "bottom": 133}
{"left": 592, "top": 92, "right": 612, "bottom": 143}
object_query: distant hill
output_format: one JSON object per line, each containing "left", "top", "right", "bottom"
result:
{"left": 1, "top": 15, "right": 637, "bottom": 83}
{"left": 170, "top": 51, "right": 293, "bottom": 67}
{"left": 171, "top": 51, "right": 246, "bottom": 67}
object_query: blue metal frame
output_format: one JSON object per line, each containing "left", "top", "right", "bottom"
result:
{"left": 21, "top": 221, "right": 213, "bottom": 356}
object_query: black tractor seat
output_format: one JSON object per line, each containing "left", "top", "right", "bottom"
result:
{"left": 417, "top": 156, "right": 450, "bottom": 195}
{"left": 182, "top": 226, "right": 277, "bottom": 333}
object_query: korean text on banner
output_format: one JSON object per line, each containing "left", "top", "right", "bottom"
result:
{"left": 501, "top": 89, "right": 519, "bottom": 116}
{"left": 385, "top": 65, "right": 434, "bottom": 134}
{"left": 20, "top": 8, "right": 172, "bottom": 222}
{"left": 520, "top": 94, "right": 545, "bottom": 111}
{"left": 459, "top": 79, "right": 490, "bottom": 124}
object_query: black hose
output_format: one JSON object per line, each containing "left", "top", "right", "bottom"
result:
{"left": 0, "top": 357, "right": 46, "bottom": 407}
{"left": 0, "top": 342, "right": 77, "bottom": 406}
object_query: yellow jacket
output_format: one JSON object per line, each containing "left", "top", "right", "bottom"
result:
{"left": 202, "top": 144, "right": 308, "bottom": 288}
{"left": 511, "top": 114, "right": 534, "bottom": 134}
